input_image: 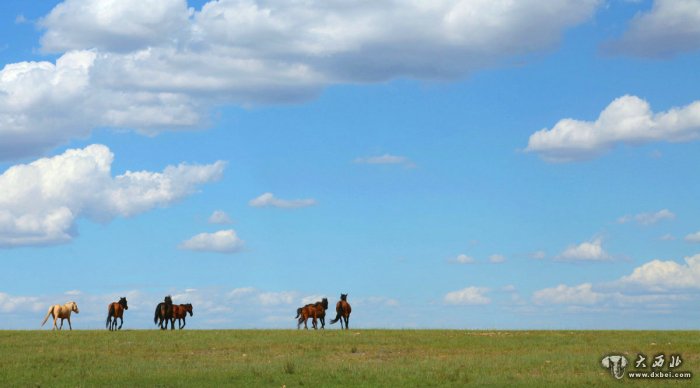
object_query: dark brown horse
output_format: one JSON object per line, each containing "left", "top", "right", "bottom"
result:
{"left": 172, "top": 304, "right": 193, "bottom": 329}
{"left": 330, "top": 294, "right": 351, "bottom": 329}
{"left": 106, "top": 297, "right": 128, "bottom": 331}
{"left": 296, "top": 298, "right": 328, "bottom": 330}
{"left": 154, "top": 295, "right": 175, "bottom": 330}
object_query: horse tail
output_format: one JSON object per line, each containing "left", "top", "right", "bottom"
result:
{"left": 41, "top": 306, "right": 53, "bottom": 327}
{"left": 295, "top": 307, "right": 302, "bottom": 319}
{"left": 154, "top": 303, "right": 161, "bottom": 325}
{"left": 330, "top": 304, "right": 344, "bottom": 324}
{"left": 106, "top": 304, "right": 115, "bottom": 328}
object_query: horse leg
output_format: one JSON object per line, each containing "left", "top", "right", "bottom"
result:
{"left": 181, "top": 317, "right": 186, "bottom": 329}
{"left": 344, "top": 316, "right": 349, "bottom": 330}
{"left": 67, "top": 317, "right": 72, "bottom": 330}
{"left": 53, "top": 314, "right": 58, "bottom": 330}
{"left": 119, "top": 316, "right": 123, "bottom": 330}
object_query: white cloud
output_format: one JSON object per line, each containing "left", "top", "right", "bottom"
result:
{"left": 618, "top": 209, "right": 676, "bottom": 225}
{"left": 526, "top": 95, "right": 700, "bottom": 162}
{"left": 39, "top": 0, "right": 191, "bottom": 53}
{"left": 489, "top": 254, "right": 506, "bottom": 263}
{"left": 4, "top": 0, "right": 601, "bottom": 161}
{"left": 603, "top": 0, "right": 700, "bottom": 58}
{"left": 356, "top": 296, "right": 400, "bottom": 307}
{"left": 227, "top": 287, "right": 255, "bottom": 299}
{"left": 0, "top": 144, "right": 225, "bottom": 247}
{"left": 444, "top": 286, "right": 491, "bottom": 305}
{"left": 257, "top": 291, "right": 298, "bottom": 306}
{"left": 354, "top": 154, "right": 415, "bottom": 167}
{"left": 0, "top": 292, "right": 45, "bottom": 313}
{"left": 533, "top": 283, "right": 604, "bottom": 305}
{"left": 0, "top": 50, "right": 203, "bottom": 161}
{"left": 179, "top": 229, "right": 244, "bottom": 253}
{"left": 531, "top": 250, "right": 547, "bottom": 260}
{"left": 620, "top": 254, "right": 700, "bottom": 290}
{"left": 208, "top": 210, "right": 232, "bottom": 225}
{"left": 450, "top": 254, "right": 476, "bottom": 264}
{"left": 685, "top": 231, "right": 700, "bottom": 243}
{"left": 556, "top": 238, "right": 611, "bottom": 261}
{"left": 249, "top": 192, "right": 316, "bottom": 209}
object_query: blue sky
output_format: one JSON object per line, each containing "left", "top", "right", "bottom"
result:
{"left": 1, "top": 0, "right": 700, "bottom": 329}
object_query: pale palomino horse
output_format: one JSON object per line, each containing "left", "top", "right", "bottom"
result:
{"left": 41, "top": 301, "right": 79, "bottom": 330}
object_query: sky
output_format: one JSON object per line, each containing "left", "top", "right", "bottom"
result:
{"left": 1, "top": 0, "right": 700, "bottom": 330}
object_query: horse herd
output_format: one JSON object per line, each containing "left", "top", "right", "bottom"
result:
{"left": 39, "top": 293, "right": 352, "bottom": 331}
{"left": 296, "top": 293, "right": 352, "bottom": 330}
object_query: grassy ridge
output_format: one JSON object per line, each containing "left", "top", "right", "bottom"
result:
{"left": 0, "top": 330, "right": 697, "bottom": 387}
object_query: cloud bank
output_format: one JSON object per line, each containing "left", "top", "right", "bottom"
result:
{"left": 526, "top": 95, "right": 700, "bottom": 162}
{"left": 0, "top": 144, "right": 225, "bottom": 247}
{"left": 179, "top": 229, "right": 244, "bottom": 253}
{"left": 249, "top": 193, "right": 316, "bottom": 209}
{"left": 1, "top": 0, "right": 601, "bottom": 161}
{"left": 603, "top": 0, "right": 700, "bottom": 58}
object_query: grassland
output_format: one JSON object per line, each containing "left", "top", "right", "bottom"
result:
{"left": 0, "top": 330, "right": 697, "bottom": 387}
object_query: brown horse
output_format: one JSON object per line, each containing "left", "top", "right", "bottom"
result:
{"left": 154, "top": 295, "right": 175, "bottom": 330}
{"left": 330, "top": 294, "right": 351, "bottom": 329}
{"left": 296, "top": 298, "right": 328, "bottom": 330}
{"left": 172, "top": 304, "right": 193, "bottom": 329}
{"left": 41, "top": 301, "right": 79, "bottom": 330}
{"left": 106, "top": 297, "right": 128, "bottom": 331}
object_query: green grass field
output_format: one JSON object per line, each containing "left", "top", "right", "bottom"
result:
{"left": 0, "top": 330, "right": 697, "bottom": 387}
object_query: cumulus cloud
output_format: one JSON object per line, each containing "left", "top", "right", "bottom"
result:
{"left": 603, "top": 0, "right": 700, "bottom": 58}
{"left": 179, "top": 229, "right": 244, "bottom": 253}
{"left": 618, "top": 209, "right": 675, "bottom": 225}
{"left": 4, "top": 0, "right": 600, "bottom": 160}
{"left": 257, "top": 291, "right": 298, "bottom": 306}
{"left": 0, "top": 50, "right": 203, "bottom": 161}
{"left": 249, "top": 192, "right": 316, "bottom": 209}
{"left": 450, "top": 254, "right": 476, "bottom": 264}
{"left": 533, "top": 283, "right": 604, "bottom": 305}
{"left": 556, "top": 238, "right": 611, "bottom": 261}
{"left": 489, "top": 254, "right": 506, "bottom": 263}
{"left": 530, "top": 251, "right": 547, "bottom": 260}
{"left": 354, "top": 154, "right": 415, "bottom": 167}
{"left": 526, "top": 95, "right": 700, "bottom": 162}
{"left": 0, "top": 292, "right": 45, "bottom": 313}
{"left": 208, "top": 210, "right": 232, "bottom": 225}
{"left": 684, "top": 231, "right": 700, "bottom": 243}
{"left": 444, "top": 286, "right": 491, "bottom": 305}
{"left": 620, "top": 254, "right": 700, "bottom": 290}
{"left": 0, "top": 144, "right": 225, "bottom": 247}
{"left": 532, "top": 282, "right": 690, "bottom": 309}
{"left": 39, "top": 0, "right": 192, "bottom": 53}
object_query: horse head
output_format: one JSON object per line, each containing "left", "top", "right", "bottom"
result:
{"left": 186, "top": 303, "right": 193, "bottom": 316}
{"left": 321, "top": 298, "right": 329, "bottom": 310}
{"left": 119, "top": 297, "right": 128, "bottom": 310}
{"left": 164, "top": 295, "right": 173, "bottom": 305}
{"left": 70, "top": 301, "right": 79, "bottom": 313}
{"left": 340, "top": 294, "right": 347, "bottom": 301}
